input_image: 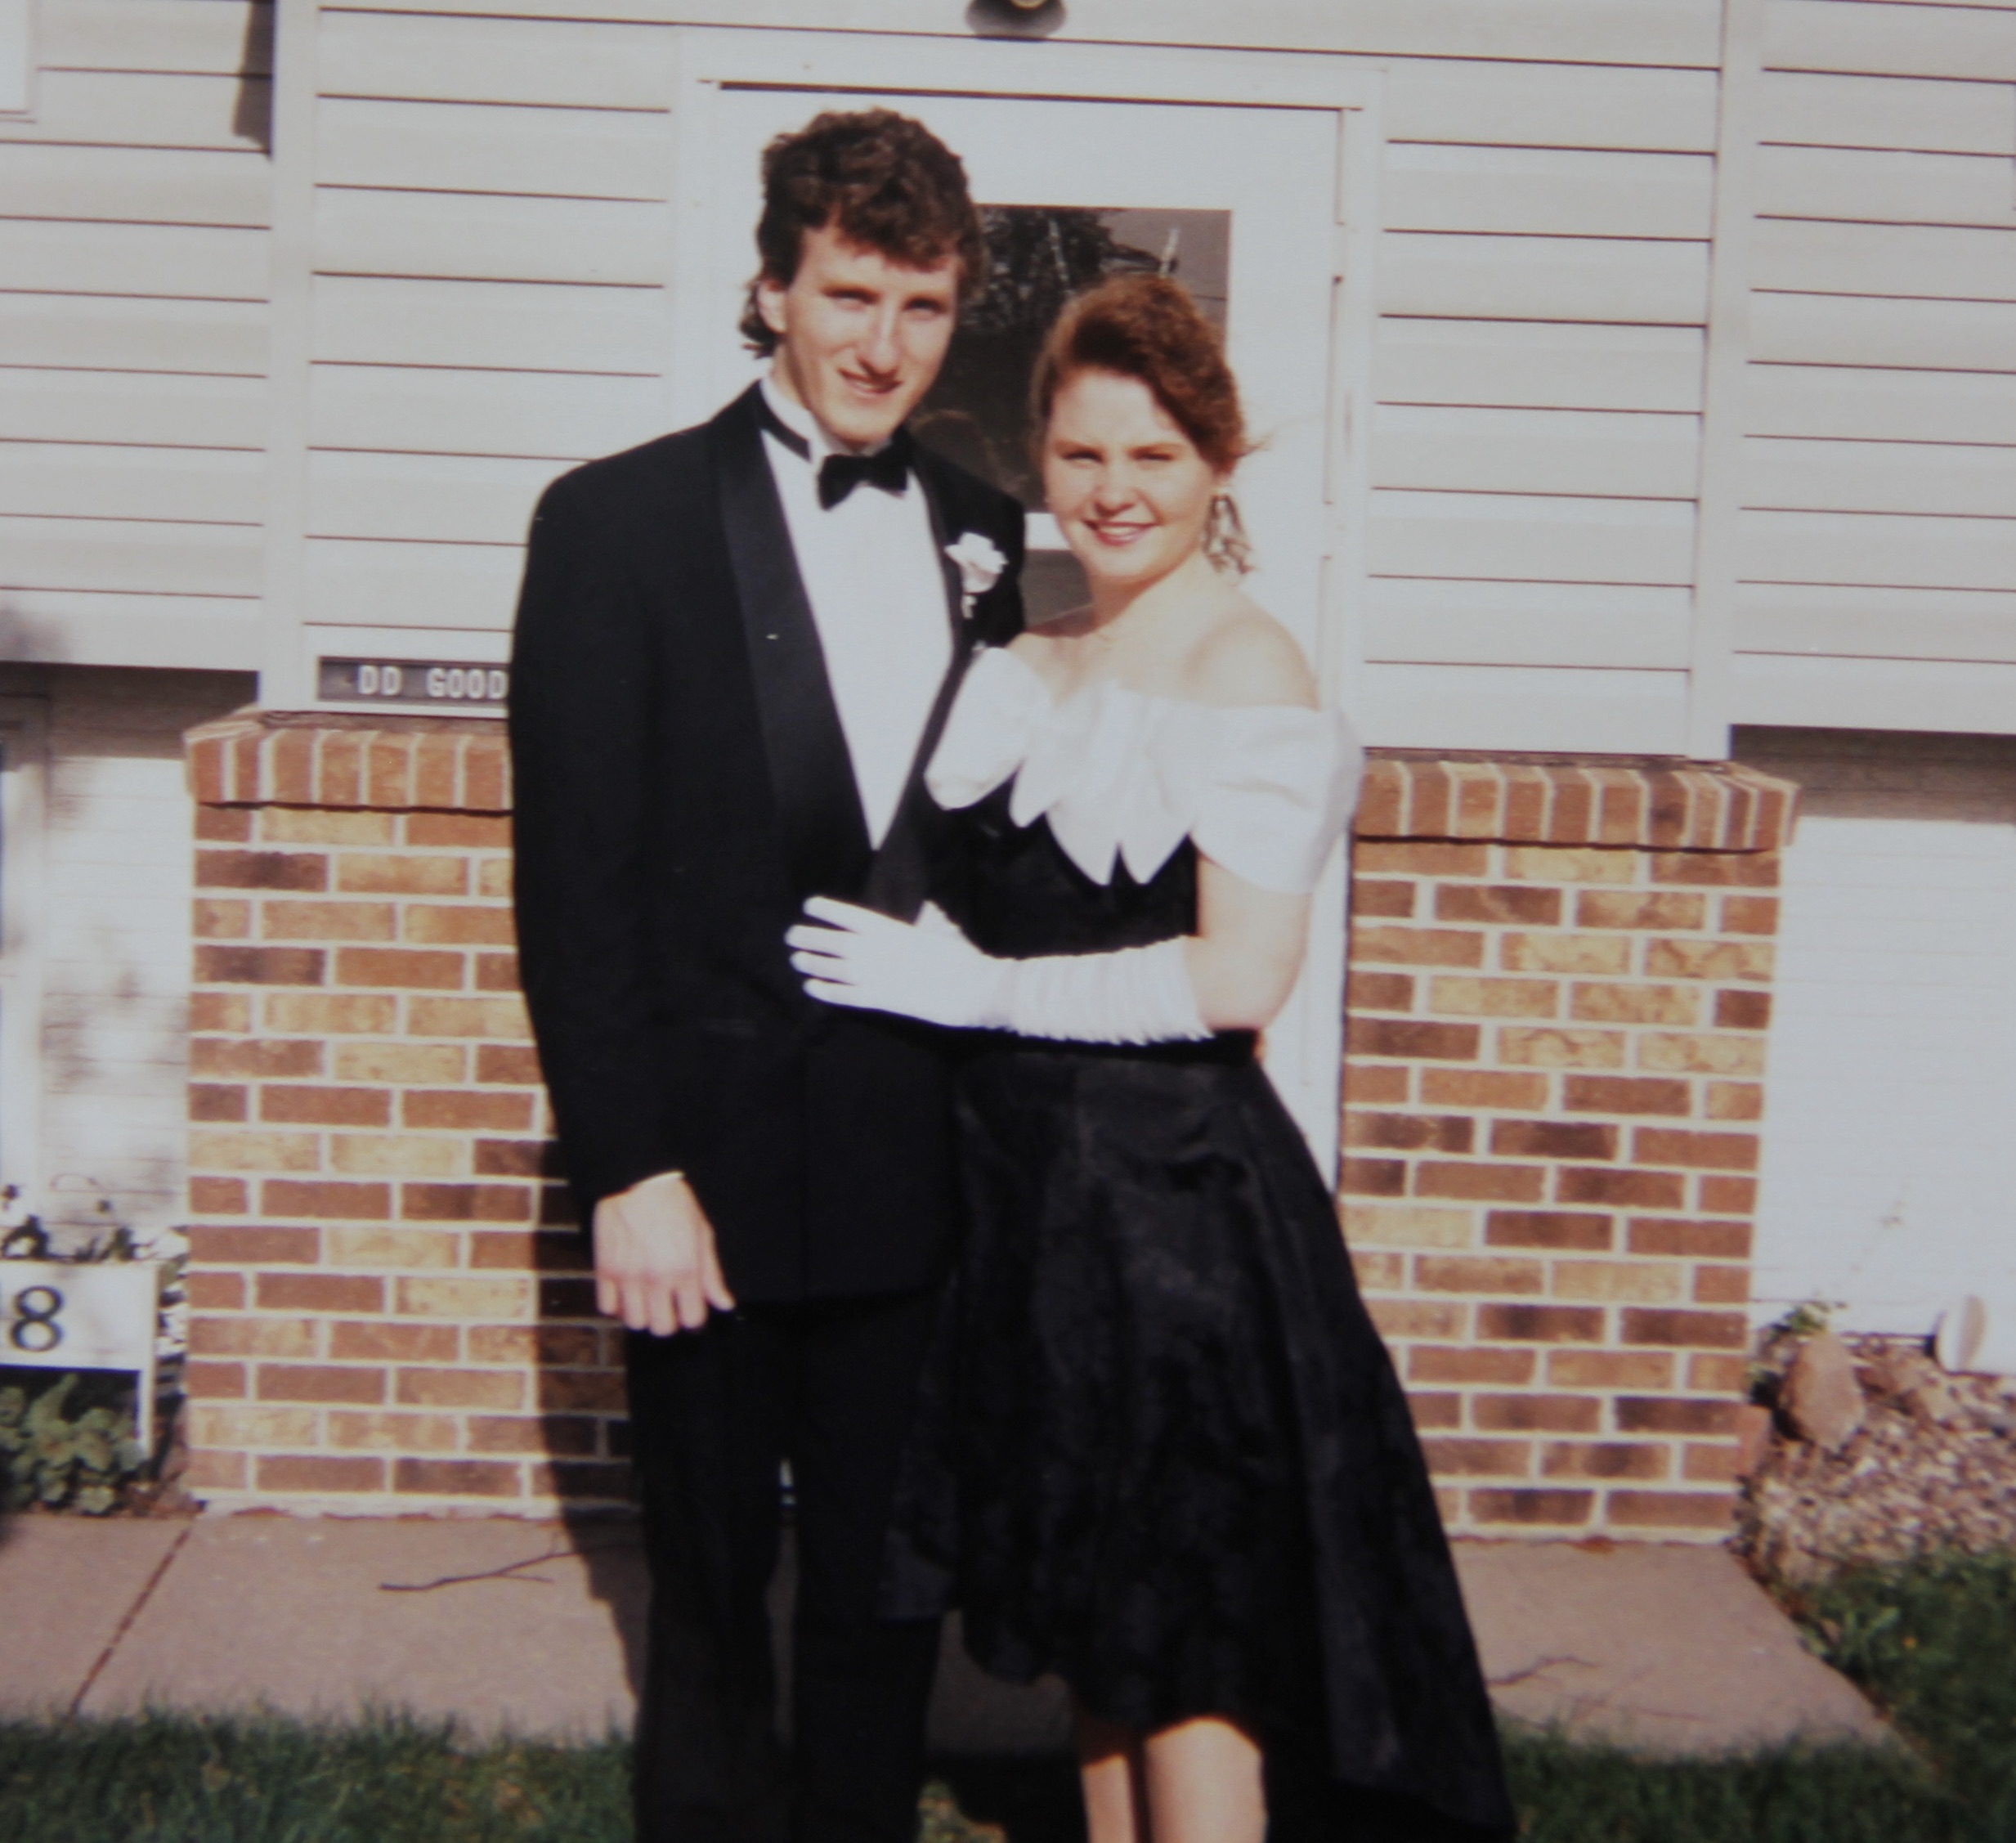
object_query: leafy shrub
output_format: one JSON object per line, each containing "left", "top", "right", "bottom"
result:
{"left": 0, "top": 1371, "right": 147, "bottom": 1514}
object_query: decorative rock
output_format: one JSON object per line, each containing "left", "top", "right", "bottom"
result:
{"left": 1784, "top": 1330, "right": 1866, "bottom": 1452}
{"left": 1904, "top": 1373, "right": 1963, "bottom": 1425}
{"left": 1740, "top": 1332, "right": 2016, "bottom": 1585}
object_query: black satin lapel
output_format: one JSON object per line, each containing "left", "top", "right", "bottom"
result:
{"left": 714, "top": 388, "right": 873, "bottom": 901}
{"left": 918, "top": 455, "right": 970, "bottom": 637}
{"left": 860, "top": 453, "right": 981, "bottom": 921}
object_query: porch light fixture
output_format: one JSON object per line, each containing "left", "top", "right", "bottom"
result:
{"left": 970, "top": 0, "right": 1064, "bottom": 23}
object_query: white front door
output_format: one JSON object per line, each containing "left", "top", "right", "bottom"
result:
{"left": 672, "top": 36, "right": 1370, "bottom": 1169}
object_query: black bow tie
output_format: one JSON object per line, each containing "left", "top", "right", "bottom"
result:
{"left": 817, "top": 442, "right": 910, "bottom": 510}
{"left": 755, "top": 392, "right": 911, "bottom": 509}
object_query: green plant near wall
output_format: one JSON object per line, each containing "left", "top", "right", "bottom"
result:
{"left": 0, "top": 1373, "right": 148, "bottom": 1515}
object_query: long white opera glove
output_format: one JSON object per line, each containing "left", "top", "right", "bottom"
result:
{"left": 786, "top": 897, "right": 1211, "bottom": 1045}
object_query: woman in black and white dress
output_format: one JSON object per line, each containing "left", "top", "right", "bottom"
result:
{"left": 789, "top": 274, "right": 1512, "bottom": 1843}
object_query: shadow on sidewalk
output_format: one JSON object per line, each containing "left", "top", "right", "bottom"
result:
{"left": 557, "top": 1504, "right": 648, "bottom": 1704}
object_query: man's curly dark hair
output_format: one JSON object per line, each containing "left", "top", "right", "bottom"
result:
{"left": 740, "top": 109, "right": 987, "bottom": 354}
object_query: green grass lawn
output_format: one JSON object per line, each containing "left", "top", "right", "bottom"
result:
{"left": 3, "top": 1550, "right": 2012, "bottom": 1841}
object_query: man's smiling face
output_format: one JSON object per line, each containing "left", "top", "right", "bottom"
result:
{"left": 757, "top": 223, "right": 963, "bottom": 451}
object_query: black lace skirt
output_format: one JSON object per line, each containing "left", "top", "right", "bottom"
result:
{"left": 884, "top": 1036, "right": 1515, "bottom": 1841}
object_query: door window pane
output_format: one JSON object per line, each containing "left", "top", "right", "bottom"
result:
{"left": 916, "top": 205, "right": 1231, "bottom": 509}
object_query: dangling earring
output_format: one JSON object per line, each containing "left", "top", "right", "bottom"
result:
{"left": 1203, "top": 491, "right": 1252, "bottom": 576}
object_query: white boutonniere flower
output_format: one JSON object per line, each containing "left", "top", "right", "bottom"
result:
{"left": 943, "top": 531, "right": 1008, "bottom": 617}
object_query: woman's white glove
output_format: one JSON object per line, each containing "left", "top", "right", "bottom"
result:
{"left": 787, "top": 898, "right": 1011, "bottom": 1029}
{"left": 786, "top": 897, "right": 1211, "bottom": 1045}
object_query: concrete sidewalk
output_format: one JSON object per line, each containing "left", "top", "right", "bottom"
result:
{"left": 1, "top": 1513, "right": 1887, "bottom": 1755}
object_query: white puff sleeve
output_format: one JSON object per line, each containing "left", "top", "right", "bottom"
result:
{"left": 1171, "top": 703, "right": 1364, "bottom": 894}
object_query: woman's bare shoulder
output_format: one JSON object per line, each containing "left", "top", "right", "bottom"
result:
{"left": 1179, "top": 600, "right": 1317, "bottom": 711}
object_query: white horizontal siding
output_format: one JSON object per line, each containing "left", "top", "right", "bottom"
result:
{"left": 1739, "top": 583, "right": 2016, "bottom": 662}
{"left": 0, "top": 442, "right": 265, "bottom": 524}
{"left": 1385, "top": 58, "right": 1718, "bottom": 150}
{"left": 1757, "top": 145, "right": 2016, "bottom": 227}
{"left": 317, "top": 96, "right": 670, "bottom": 200}
{"left": 1746, "top": 364, "right": 2016, "bottom": 445}
{"left": 1371, "top": 491, "right": 1697, "bottom": 585}
{"left": 1382, "top": 145, "right": 1714, "bottom": 240}
{"left": 307, "top": 451, "right": 566, "bottom": 545}
{"left": 316, "top": 189, "right": 666, "bottom": 286}
{"left": 1, "top": 0, "right": 271, "bottom": 666}
{"left": 1739, "top": 509, "right": 2016, "bottom": 592}
{"left": 0, "top": 514, "right": 262, "bottom": 597}
{"left": 1750, "top": 291, "right": 2016, "bottom": 370}
{"left": 0, "top": 70, "right": 266, "bottom": 147}
{"left": 0, "top": 594, "right": 261, "bottom": 670}
{"left": 1753, "top": 219, "right": 2016, "bottom": 303}
{"left": 1373, "top": 321, "right": 1705, "bottom": 412}
{"left": 0, "top": 220, "right": 267, "bottom": 299}
{"left": 1739, "top": 17, "right": 2016, "bottom": 696}
{"left": 1378, "top": 232, "right": 1709, "bottom": 322}
{"left": 1744, "top": 437, "right": 2016, "bottom": 518}
{"left": 308, "top": 365, "right": 667, "bottom": 460}
{"left": 301, "top": 537, "right": 525, "bottom": 630}
{"left": 320, "top": 0, "right": 1726, "bottom": 68}
{"left": 319, "top": 9, "right": 674, "bottom": 106}
{"left": 1764, "top": 0, "right": 2016, "bottom": 83}
{"left": 1364, "top": 579, "right": 1693, "bottom": 668}
{"left": 1732, "top": 653, "right": 2016, "bottom": 730}
{"left": 0, "top": 143, "right": 270, "bottom": 224}
{"left": 0, "top": 293, "right": 265, "bottom": 372}
{"left": 1373, "top": 406, "right": 1700, "bottom": 499}
{"left": 310, "top": 276, "right": 665, "bottom": 374}
{"left": 1761, "top": 70, "right": 2016, "bottom": 154}
{"left": 319, "top": 18, "right": 1721, "bottom": 146}
{"left": 0, "top": 370, "right": 267, "bottom": 448}
{"left": 1353, "top": 661, "right": 1690, "bottom": 751}
{"left": 40, "top": 0, "right": 270, "bottom": 76}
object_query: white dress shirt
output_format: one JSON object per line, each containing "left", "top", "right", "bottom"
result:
{"left": 759, "top": 375, "right": 952, "bottom": 849}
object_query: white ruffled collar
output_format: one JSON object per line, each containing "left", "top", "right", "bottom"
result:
{"left": 925, "top": 646, "right": 1361, "bottom": 893}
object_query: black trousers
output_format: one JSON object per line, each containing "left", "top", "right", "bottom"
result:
{"left": 625, "top": 1289, "right": 943, "bottom": 1843}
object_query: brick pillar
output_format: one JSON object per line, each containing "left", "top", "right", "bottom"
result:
{"left": 1342, "top": 755, "right": 1798, "bottom": 1541}
{"left": 181, "top": 712, "right": 621, "bottom": 1514}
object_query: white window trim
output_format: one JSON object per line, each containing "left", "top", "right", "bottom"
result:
{"left": 0, "top": 698, "right": 49, "bottom": 1203}
{"left": 0, "top": 0, "right": 34, "bottom": 117}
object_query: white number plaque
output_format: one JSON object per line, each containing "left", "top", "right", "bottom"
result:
{"left": 0, "top": 1262, "right": 159, "bottom": 1436}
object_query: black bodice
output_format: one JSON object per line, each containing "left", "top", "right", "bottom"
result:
{"left": 941, "top": 782, "right": 1197, "bottom": 958}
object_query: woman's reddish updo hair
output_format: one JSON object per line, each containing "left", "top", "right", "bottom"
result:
{"left": 1030, "top": 271, "right": 1250, "bottom": 473}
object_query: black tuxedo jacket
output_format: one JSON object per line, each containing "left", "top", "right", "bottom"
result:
{"left": 508, "top": 384, "right": 1026, "bottom": 1304}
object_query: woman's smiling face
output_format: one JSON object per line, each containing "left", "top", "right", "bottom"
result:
{"left": 1041, "top": 368, "right": 1221, "bottom": 597}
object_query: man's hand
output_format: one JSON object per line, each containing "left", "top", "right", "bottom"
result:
{"left": 593, "top": 1171, "right": 736, "bottom": 1336}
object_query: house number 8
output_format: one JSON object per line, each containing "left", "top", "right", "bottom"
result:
{"left": 9, "top": 1285, "right": 64, "bottom": 1352}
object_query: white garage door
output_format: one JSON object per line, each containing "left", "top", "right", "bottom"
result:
{"left": 1737, "top": 730, "right": 2016, "bottom": 1335}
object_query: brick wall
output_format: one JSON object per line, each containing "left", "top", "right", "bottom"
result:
{"left": 181, "top": 714, "right": 1796, "bottom": 1531}
{"left": 182, "top": 714, "right": 620, "bottom": 1513}
{"left": 1344, "top": 756, "right": 1797, "bottom": 1540}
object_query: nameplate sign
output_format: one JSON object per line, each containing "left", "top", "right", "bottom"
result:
{"left": 319, "top": 658, "right": 510, "bottom": 708}
{"left": 0, "top": 1262, "right": 159, "bottom": 1434}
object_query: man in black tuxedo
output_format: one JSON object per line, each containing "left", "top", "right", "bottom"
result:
{"left": 508, "top": 111, "right": 1024, "bottom": 1843}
